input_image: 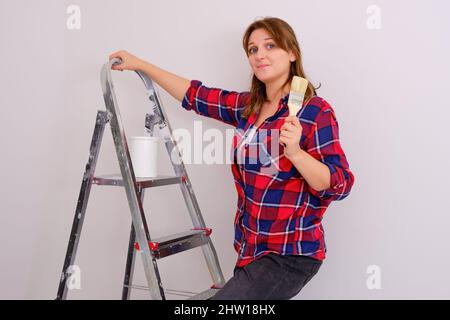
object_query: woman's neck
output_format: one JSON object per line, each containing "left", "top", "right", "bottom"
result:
{"left": 265, "top": 79, "right": 291, "bottom": 103}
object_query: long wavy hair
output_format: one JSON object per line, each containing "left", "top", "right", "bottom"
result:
{"left": 241, "top": 17, "right": 320, "bottom": 118}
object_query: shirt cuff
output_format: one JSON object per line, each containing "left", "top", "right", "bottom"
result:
{"left": 308, "top": 162, "right": 345, "bottom": 199}
{"left": 181, "top": 79, "right": 203, "bottom": 111}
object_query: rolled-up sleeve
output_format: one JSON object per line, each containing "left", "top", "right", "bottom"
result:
{"left": 304, "top": 100, "right": 355, "bottom": 201}
{"left": 181, "top": 80, "right": 250, "bottom": 127}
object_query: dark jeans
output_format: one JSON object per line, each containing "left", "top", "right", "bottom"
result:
{"left": 211, "top": 253, "right": 322, "bottom": 300}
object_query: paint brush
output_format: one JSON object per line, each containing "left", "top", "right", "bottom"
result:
{"left": 287, "top": 76, "right": 308, "bottom": 116}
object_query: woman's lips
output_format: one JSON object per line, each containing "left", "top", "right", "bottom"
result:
{"left": 258, "top": 64, "right": 270, "bottom": 69}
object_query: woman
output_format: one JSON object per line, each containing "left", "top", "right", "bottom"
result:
{"left": 109, "top": 17, "right": 355, "bottom": 300}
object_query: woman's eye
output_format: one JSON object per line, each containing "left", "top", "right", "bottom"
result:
{"left": 248, "top": 43, "right": 275, "bottom": 54}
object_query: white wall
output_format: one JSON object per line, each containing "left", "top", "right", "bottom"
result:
{"left": 1, "top": 0, "right": 449, "bottom": 299}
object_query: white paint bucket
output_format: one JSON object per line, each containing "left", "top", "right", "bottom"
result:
{"left": 128, "top": 136, "right": 158, "bottom": 178}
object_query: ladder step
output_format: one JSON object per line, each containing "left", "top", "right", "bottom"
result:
{"left": 187, "top": 287, "right": 221, "bottom": 300}
{"left": 123, "top": 284, "right": 220, "bottom": 299}
{"left": 93, "top": 174, "right": 182, "bottom": 188}
{"left": 134, "top": 229, "right": 212, "bottom": 259}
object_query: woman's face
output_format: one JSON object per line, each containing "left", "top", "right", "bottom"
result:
{"left": 247, "top": 28, "right": 295, "bottom": 85}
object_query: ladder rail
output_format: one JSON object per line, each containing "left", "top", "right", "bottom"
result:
{"left": 121, "top": 187, "right": 145, "bottom": 300}
{"left": 56, "top": 110, "right": 109, "bottom": 300}
{"left": 100, "top": 58, "right": 165, "bottom": 300}
{"left": 135, "top": 69, "right": 225, "bottom": 287}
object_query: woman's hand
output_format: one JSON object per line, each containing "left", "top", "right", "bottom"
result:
{"left": 109, "top": 50, "right": 146, "bottom": 72}
{"left": 280, "top": 115, "right": 303, "bottom": 159}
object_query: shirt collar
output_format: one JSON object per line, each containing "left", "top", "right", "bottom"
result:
{"left": 248, "top": 94, "right": 290, "bottom": 126}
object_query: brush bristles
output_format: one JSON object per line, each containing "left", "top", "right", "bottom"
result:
{"left": 291, "top": 76, "right": 308, "bottom": 94}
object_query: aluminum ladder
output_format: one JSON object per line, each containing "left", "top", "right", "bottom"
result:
{"left": 56, "top": 58, "right": 225, "bottom": 300}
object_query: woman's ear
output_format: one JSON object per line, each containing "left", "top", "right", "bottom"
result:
{"left": 287, "top": 49, "right": 296, "bottom": 62}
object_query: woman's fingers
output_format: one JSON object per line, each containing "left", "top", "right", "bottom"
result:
{"left": 282, "top": 122, "right": 295, "bottom": 131}
{"left": 286, "top": 115, "right": 299, "bottom": 122}
{"left": 279, "top": 136, "right": 288, "bottom": 148}
{"left": 109, "top": 51, "right": 119, "bottom": 60}
{"left": 281, "top": 116, "right": 302, "bottom": 135}
{"left": 280, "top": 115, "right": 302, "bottom": 147}
{"left": 108, "top": 50, "right": 144, "bottom": 72}
{"left": 280, "top": 130, "right": 296, "bottom": 138}
{"left": 109, "top": 51, "right": 123, "bottom": 62}
{"left": 111, "top": 63, "right": 124, "bottom": 71}
{"left": 109, "top": 53, "right": 122, "bottom": 70}
{"left": 284, "top": 116, "right": 300, "bottom": 127}
{"left": 109, "top": 50, "right": 128, "bottom": 70}
{"left": 281, "top": 122, "right": 300, "bottom": 133}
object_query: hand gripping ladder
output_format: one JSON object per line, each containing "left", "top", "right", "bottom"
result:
{"left": 56, "top": 58, "right": 225, "bottom": 300}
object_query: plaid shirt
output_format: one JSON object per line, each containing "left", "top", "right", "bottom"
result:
{"left": 182, "top": 80, "right": 355, "bottom": 267}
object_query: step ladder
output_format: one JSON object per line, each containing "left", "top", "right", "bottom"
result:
{"left": 56, "top": 58, "right": 225, "bottom": 300}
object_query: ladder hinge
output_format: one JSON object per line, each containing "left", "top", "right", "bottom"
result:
{"left": 134, "top": 241, "right": 159, "bottom": 251}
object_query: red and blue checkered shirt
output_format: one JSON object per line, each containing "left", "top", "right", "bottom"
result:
{"left": 182, "top": 80, "right": 355, "bottom": 267}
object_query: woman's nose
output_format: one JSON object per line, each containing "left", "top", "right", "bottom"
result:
{"left": 254, "top": 47, "right": 268, "bottom": 60}
{"left": 256, "top": 50, "right": 266, "bottom": 60}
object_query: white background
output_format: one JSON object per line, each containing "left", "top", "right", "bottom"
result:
{"left": 0, "top": 0, "right": 449, "bottom": 299}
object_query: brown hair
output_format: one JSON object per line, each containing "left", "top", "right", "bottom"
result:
{"left": 241, "top": 17, "right": 320, "bottom": 118}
